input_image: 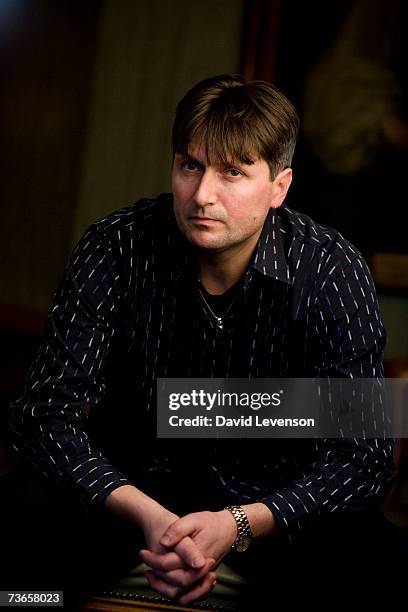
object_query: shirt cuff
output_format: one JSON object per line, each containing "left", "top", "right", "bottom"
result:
{"left": 67, "top": 454, "right": 133, "bottom": 512}
{"left": 259, "top": 487, "right": 317, "bottom": 532}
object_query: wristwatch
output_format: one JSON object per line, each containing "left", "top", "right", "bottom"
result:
{"left": 225, "top": 505, "right": 253, "bottom": 552}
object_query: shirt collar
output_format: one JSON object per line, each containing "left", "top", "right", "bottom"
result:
{"left": 250, "top": 207, "right": 291, "bottom": 284}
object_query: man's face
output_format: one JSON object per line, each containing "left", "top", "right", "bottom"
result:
{"left": 172, "top": 142, "right": 288, "bottom": 254}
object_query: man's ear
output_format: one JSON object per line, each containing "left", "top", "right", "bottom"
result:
{"left": 270, "top": 168, "right": 292, "bottom": 209}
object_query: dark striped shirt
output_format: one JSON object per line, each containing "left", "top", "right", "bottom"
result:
{"left": 9, "top": 193, "right": 395, "bottom": 534}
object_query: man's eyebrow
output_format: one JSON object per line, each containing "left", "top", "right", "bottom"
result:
{"left": 178, "top": 153, "right": 204, "bottom": 166}
{"left": 178, "top": 153, "right": 251, "bottom": 170}
{"left": 219, "top": 160, "right": 247, "bottom": 170}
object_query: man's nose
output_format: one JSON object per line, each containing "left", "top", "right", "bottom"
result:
{"left": 194, "top": 171, "right": 217, "bottom": 207}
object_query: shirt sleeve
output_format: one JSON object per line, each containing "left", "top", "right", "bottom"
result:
{"left": 259, "top": 254, "right": 396, "bottom": 534}
{"left": 8, "top": 224, "right": 133, "bottom": 511}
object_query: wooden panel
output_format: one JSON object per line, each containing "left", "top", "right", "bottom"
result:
{"left": 80, "top": 595, "right": 211, "bottom": 612}
{"left": 240, "top": 0, "right": 281, "bottom": 81}
{"left": 369, "top": 253, "right": 408, "bottom": 290}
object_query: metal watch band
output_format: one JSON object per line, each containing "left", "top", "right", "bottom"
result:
{"left": 225, "top": 505, "right": 253, "bottom": 552}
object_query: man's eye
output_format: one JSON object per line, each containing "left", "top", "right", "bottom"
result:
{"left": 226, "top": 168, "right": 242, "bottom": 177}
{"left": 182, "top": 161, "right": 200, "bottom": 171}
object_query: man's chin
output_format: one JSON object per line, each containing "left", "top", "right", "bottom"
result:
{"left": 187, "top": 232, "right": 229, "bottom": 251}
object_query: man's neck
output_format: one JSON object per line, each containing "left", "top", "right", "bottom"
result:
{"left": 196, "top": 233, "right": 260, "bottom": 295}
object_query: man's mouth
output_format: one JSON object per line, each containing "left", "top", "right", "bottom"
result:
{"left": 190, "top": 216, "right": 221, "bottom": 222}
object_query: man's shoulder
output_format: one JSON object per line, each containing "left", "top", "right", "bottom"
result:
{"left": 91, "top": 193, "right": 173, "bottom": 239}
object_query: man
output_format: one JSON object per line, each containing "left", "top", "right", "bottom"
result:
{"left": 8, "top": 75, "right": 396, "bottom": 606}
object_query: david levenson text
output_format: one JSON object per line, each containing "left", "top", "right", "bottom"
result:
{"left": 168, "top": 415, "right": 315, "bottom": 428}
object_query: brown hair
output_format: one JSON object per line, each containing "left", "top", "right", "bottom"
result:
{"left": 172, "top": 74, "right": 299, "bottom": 180}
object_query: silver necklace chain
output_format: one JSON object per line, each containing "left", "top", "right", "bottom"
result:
{"left": 197, "top": 283, "right": 240, "bottom": 331}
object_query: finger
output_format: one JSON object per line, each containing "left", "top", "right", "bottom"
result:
{"left": 177, "top": 571, "right": 217, "bottom": 606}
{"left": 174, "top": 536, "right": 206, "bottom": 569}
{"left": 159, "top": 515, "right": 207, "bottom": 569}
{"left": 145, "top": 569, "right": 183, "bottom": 601}
{"left": 139, "top": 549, "right": 188, "bottom": 571}
{"left": 152, "top": 558, "right": 215, "bottom": 589}
{"left": 160, "top": 514, "right": 201, "bottom": 548}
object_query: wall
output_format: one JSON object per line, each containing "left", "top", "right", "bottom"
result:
{"left": 379, "top": 295, "right": 408, "bottom": 360}
{"left": 0, "top": 0, "right": 101, "bottom": 313}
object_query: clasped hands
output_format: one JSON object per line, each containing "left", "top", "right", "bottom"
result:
{"left": 139, "top": 508, "right": 237, "bottom": 606}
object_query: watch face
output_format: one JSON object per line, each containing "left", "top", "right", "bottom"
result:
{"left": 236, "top": 536, "right": 251, "bottom": 552}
